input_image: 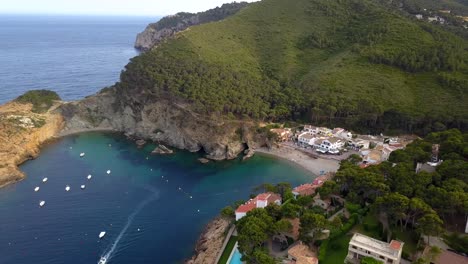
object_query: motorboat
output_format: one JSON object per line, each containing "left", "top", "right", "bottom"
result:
{"left": 34, "top": 187, "right": 40, "bottom": 192}
{"left": 42, "top": 177, "right": 48, "bottom": 183}
{"left": 81, "top": 185, "right": 86, "bottom": 190}
{"left": 87, "top": 174, "right": 92, "bottom": 180}
{"left": 39, "top": 201, "right": 45, "bottom": 207}
{"left": 98, "top": 257, "right": 107, "bottom": 264}
{"left": 106, "top": 170, "right": 111, "bottom": 175}
{"left": 65, "top": 185, "right": 70, "bottom": 192}
{"left": 80, "top": 152, "right": 85, "bottom": 157}
{"left": 99, "top": 231, "right": 106, "bottom": 239}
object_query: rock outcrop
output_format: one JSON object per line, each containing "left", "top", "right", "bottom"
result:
{"left": 186, "top": 217, "right": 231, "bottom": 264}
{"left": 0, "top": 102, "right": 64, "bottom": 188}
{"left": 151, "top": 144, "right": 174, "bottom": 155}
{"left": 135, "top": 2, "right": 249, "bottom": 51}
{"left": 58, "top": 88, "right": 267, "bottom": 160}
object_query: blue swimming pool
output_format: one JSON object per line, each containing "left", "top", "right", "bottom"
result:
{"left": 229, "top": 247, "right": 242, "bottom": 264}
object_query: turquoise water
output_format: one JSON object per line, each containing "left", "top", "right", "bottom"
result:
{"left": 0, "top": 132, "right": 314, "bottom": 263}
{"left": 229, "top": 247, "right": 243, "bottom": 264}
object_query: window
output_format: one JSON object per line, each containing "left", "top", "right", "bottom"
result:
{"left": 352, "top": 246, "right": 357, "bottom": 249}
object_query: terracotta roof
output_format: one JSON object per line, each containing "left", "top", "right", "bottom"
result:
{"left": 296, "top": 256, "right": 319, "bottom": 264}
{"left": 293, "top": 184, "right": 317, "bottom": 196}
{"left": 284, "top": 218, "right": 300, "bottom": 240}
{"left": 288, "top": 243, "right": 316, "bottom": 260}
{"left": 389, "top": 240, "right": 402, "bottom": 250}
{"left": 235, "top": 199, "right": 257, "bottom": 213}
{"left": 257, "top": 192, "right": 281, "bottom": 204}
{"left": 313, "top": 176, "right": 327, "bottom": 186}
{"left": 433, "top": 250, "right": 468, "bottom": 264}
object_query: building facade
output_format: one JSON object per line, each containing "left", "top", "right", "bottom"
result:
{"left": 346, "top": 233, "right": 403, "bottom": 264}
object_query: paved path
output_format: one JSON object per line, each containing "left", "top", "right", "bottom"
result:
{"left": 214, "top": 224, "right": 236, "bottom": 264}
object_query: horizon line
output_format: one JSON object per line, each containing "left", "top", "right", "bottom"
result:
{"left": 0, "top": 12, "right": 164, "bottom": 18}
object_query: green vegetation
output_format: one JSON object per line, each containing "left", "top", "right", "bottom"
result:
{"left": 320, "top": 234, "right": 353, "bottom": 264}
{"left": 335, "top": 129, "right": 468, "bottom": 257}
{"left": 443, "top": 233, "right": 468, "bottom": 254}
{"left": 15, "top": 90, "right": 61, "bottom": 113}
{"left": 118, "top": 0, "right": 468, "bottom": 134}
{"left": 361, "top": 256, "right": 383, "bottom": 264}
{"left": 218, "top": 235, "right": 238, "bottom": 264}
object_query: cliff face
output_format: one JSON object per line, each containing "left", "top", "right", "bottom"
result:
{"left": 186, "top": 217, "right": 231, "bottom": 264}
{"left": 135, "top": 2, "right": 249, "bottom": 51}
{"left": 0, "top": 102, "right": 64, "bottom": 188}
{"left": 58, "top": 88, "right": 265, "bottom": 160}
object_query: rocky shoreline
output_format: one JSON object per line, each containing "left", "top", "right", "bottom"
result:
{"left": 0, "top": 101, "right": 64, "bottom": 188}
{"left": 185, "top": 217, "right": 231, "bottom": 264}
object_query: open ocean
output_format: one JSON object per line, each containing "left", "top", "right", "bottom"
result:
{"left": 0, "top": 15, "right": 317, "bottom": 264}
{"left": 0, "top": 15, "right": 155, "bottom": 104}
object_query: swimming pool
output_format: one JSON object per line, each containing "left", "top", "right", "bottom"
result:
{"left": 229, "top": 247, "right": 243, "bottom": 264}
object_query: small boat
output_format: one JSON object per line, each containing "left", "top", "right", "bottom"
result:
{"left": 81, "top": 185, "right": 86, "bottom": 190}
{"left": 80, "top": 152, "right": 85, "bottom": 157}
{"left": 87, "top": 174, "right": 92, "bottom": 180}
{"left": 39, "top": 201, "right": 45, "bottom": 207}
{"left": 99, "top": 231, "right": 106, "bottom": 239}
{"left": 34, "top": 187, "right": 40, "bottom": 192}
{"left": 42, "top": 177, "right": 48, "bottom": 183}
{"left": 98, "top": 257, "right": 107, "bottom": 264}
{"left": 65, "top": 185, "right": 70, "bottom": 192}
{"left": 106, "top": 170, "right": 111, "bottom": 175}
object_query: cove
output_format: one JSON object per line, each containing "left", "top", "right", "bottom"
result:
{"left": 0, "top": 132, "right": 314, "bottom": 264}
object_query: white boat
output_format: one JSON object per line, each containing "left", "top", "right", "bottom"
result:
{"left": 98, "top": 257, "right": 107, "bottom": 264}
{"left": 39, "top": 201, "right": 45, "bottom": 207}
{"left": 34, "top": 187, "right": 40, "bottom": 192}
{"left": 99, "top": 231, "right": 106, "bottom": 239}
{"left": 65, "top": 185, "right": 70, "bottom": 192}
{"left": 81, "top": 185, "right": 86, "bottom": 190}
{"left": 42, "top": 177, "right": 48, "bottom": 183}
{"left": 87, "top": 174, "right": 92, "bottom": 180}
{"left": 106, "top": 170, "right": 111, "bottom": 175}
{"left": 80, "top": 152, "right": 85, "bottom": 157}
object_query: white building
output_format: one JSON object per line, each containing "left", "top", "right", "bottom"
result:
{"left": 303, "top": 125, "right": 318, "bottom": 134}
{"left": 235, "top": 192, "right": 282, "bottom": 221}
{"left": 346, "top": 233, "right": 404, "bottom": 264}
{"left": 298, "top": 133, "right": 316, "bottom": 146}
{"left": 320, "top": 137, "right": 344, "bottom": 150}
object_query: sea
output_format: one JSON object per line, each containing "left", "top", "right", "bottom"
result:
{"left": 0, "top": 16, "right": 316, "bottom": 264}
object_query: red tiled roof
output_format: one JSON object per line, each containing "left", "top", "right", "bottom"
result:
{"left": 313, "top": 176, "right": 327, "bottom": 186}
{"left": 257, "top": 192, "right": 281, "bottom": 203}
{"left": 235, "top": 199, "right": 257, "bottom": 213}
{"left": 434, "top": 250, "right": 468, "bottom": 264}
{"left": 390, "top": 240, "right": 402, "bottom": 250}
{"left": 293, "top": 184, "right": 317, "bottom": 196}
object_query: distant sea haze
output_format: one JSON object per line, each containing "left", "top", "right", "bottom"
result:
{"left": 0, "top": 15, "right": 157, "bottom": 104}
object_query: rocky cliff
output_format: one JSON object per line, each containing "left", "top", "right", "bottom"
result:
{"left": 135, "top": 2, "right": 249, "bottom": 51}
{"left": 186, "top": 217, "right": 231, "bottom": 264}
{"left": 58, "top": 88, "right": 266, "bottom": 160}
{"left": 0, "top": 101, "right": 64, "bottom": 188}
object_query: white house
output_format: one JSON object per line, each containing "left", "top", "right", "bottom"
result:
{"left": 303, "top": 125, "right": 318, "bottom": 134}
{"left": 318, "top": 127, "right": 332, "bottom": 136}
{"left": 298, "top": 133, "right": 316, "bottom": 146}
{"left": 346, "top": 233, "right": 404, "bottom": 264}
{"left": 235, "top": 192, "right": 282, "bottom": 221}
{"left": 320, "top": 137, "right": 344, "bottom": 150}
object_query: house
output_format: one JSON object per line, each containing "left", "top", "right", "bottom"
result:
{"left": 287, "top": 243, "right": 318, "bottom": 264}
{"left": 271, "top": 128, "right": 292, "bottom": 142}
{"left": 313, "top": 175, "right": 327, "bottom": 187}
{"left": 293, "top": 184, "right": 317, "bottom": 198}
{"left": 422, "top": 247, "right": 468, "bottom": 264}
{"left": 298, "top": 133, "right": 316, "bottom": 146}
{"left": 320, "top": 137, "right": 344, "bottom": 150}
{"left": 350, "top": 139, "right": 370, "bottom": 150}
{"left": 415, "top": 14, "right": 423, "bottom": 19}
{"left": 346, "top": 233, "right": 404, "bottom": 264}
{"left": 318, "top": 127, "right": 332, "bottom": 136}
{"left": 235, "top": 192, "right": 282, "bottom": 221}
{"left": 362, "top": 149, "right": 384, "bottom": 164}
{"left": 303, "top": 125, "right": 318, "bottom": 134}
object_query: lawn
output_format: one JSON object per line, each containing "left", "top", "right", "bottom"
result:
{"left": 391, "top": 228, "right": 419, "bottom": 259}
{"left": 218, "top": 235, "right": 238, "bottom": 264}
{"left": 354, "top": 213, "right": 382, "bottom": 240}
{"left": 320, "top": 234, "right": 353, "bottom": 264}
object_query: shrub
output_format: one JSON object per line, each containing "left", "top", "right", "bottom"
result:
{"left": 15, "top": 90, "right": 61, "bottom": 113}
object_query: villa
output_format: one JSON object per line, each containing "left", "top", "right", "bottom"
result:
{"left": 292, "top": 183, "right": 318, "bottom": 198}
{"left": 346, "top": 233, "right": 404, "bottom": 264}
{"left": 298, "top": 133, "right": 316, "bottom": 146}
{"left": 235, "top": 192, "right": 282, "bottom": 221}
{"left": 320, "top": 137, "right": 344, "bottom": 150}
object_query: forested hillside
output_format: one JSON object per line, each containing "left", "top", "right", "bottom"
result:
{"left": 120, "top": 0, "right": 468, "bottom": 134}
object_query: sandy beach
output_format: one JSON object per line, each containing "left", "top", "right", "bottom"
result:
{"left": 255, "top": 145, "right": 340, "bottom": 176}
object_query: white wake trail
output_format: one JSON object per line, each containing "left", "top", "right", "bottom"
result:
{"left": 99, "top": 188, "right": 159, "bottom": 263}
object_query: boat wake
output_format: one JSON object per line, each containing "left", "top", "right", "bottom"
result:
{"left": 98, "top": 187, "right": 159, "bottom": 263}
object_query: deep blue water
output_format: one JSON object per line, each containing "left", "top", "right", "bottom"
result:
{"left": 0, "top": 132, "right": 314, "bottom": 264}
{"left": 0, "top": 15, "right": 155, "bottom": 104}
